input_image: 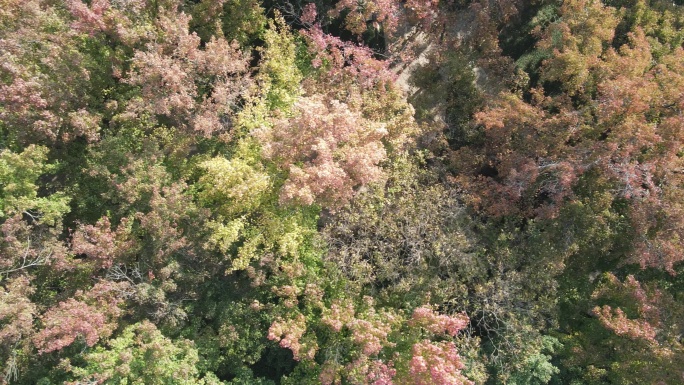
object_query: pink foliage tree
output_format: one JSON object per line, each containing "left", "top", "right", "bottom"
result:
{"left": 71, "top": 216, "right": 134, "bottom": 269}
{"left": 410, "top": 306, "right": 470, "bottom": 337}
{"left": 33, "top": 281, "right": 128, "bottom": 353}
{"left": 1, "top": 216, "right": 71, "bottom": 274}
{"left": 0, "top": 0, "right": 101, "bottom": 144}
{"left": 124, "top": 12, "right": 250, "bottom": 138}
{"left": 403, "top": 306, "right": 473, "bottom": 385}
{"left": 257, "top": 95, "right": 388, "bottom": 208}
{"left": 66, "top": 0, "right": 251, "bottom": 138}
{"left": 591, "top": 274, "right": 662, "bottom": 343}
{"left": 327, "top": 0, "right": 441, "bottom": 36}
{"left": 341, "top": 356, "right": 397, "bottom": 385}
{"left": 302, "top": 25, "right": 394, "bottom": 90}
{"left": 267, "top": 313, "right": 317, "bottom": 361}
{"left": 329, "top": 0, "right": 401, "bottom": 36}
{"left": 404, "top": 0, "right": 441, "bottom": 24}
{"left": 316, "top": 298, "right": 473, "bottom": 385}
{"left": 0, "top": 276, "right": 36, "bottom": 348}
{"left": 34, "top": 299, "right": 112, "bottom": 353}
{"left": 408, "top": 340, "right": 473, "bottom": 385}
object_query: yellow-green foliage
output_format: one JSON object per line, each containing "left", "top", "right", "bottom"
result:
{"left": 0, "top": 145, "right": 69, "bottom": 225}
{"left": 191, "top": 0, "right": 267, "bottom": 45}
{"left": 231, "top": 232, "right": 264, "bottom": 272}
{"left": 238, "top": 13, "right": 302, "bottom": 132}
{"left": 197, "top": 141, "right": 271, "bottom": 217}
{"left": 69, "top": 321, "right": 206, "bottom": 385}
{"left": 205, "top": 217, "right": 246, "bottom": 254}
{"left": 259, "top": 14, "right": 302, "bottom": 111}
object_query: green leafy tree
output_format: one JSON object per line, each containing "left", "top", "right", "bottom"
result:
{"left": 67, "top": 321, "right": 211, "bottom": 385}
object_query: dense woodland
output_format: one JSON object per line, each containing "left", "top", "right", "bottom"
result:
{"left": 1, "top": 0, "right": 684, "bottom": 384}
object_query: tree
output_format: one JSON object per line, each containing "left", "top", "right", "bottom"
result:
{"left": 0, "top": 0, "right": 107, "bottom": 145}
{"left": 0, "top": 276, "right": 36, "bottom": 385}
{"left": 256, "top": 95, "right": 388, "bottom": 208}
{"left": 559, "top": 272, "right": 684, "bottom": 384}
{"left": 452, "top": 0, "right": 684, "bottom": 272}
{"left": 67, "top": 321, "right": 210, "bottom": 385}
{"left": 0, "top": 146, "right": 70, "bottom": 276}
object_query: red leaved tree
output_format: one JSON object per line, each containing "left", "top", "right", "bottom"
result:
{"left": 256, "top": 95, "right": 388, "bottom": 208}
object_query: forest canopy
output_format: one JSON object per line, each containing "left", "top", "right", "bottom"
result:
{"left": 1, "top": 0, "right": 683, "bottom": 384}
